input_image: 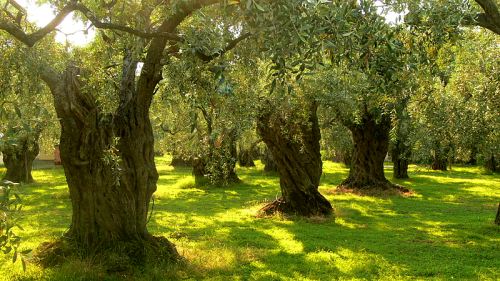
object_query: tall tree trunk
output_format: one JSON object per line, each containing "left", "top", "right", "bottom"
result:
{"left": 2, "top": 139, "right": 39, "bottom": 183}
{"left": 340, "top": 112, "right": 406, "bottom": 192}
{"left": 257, "top": 102, "right": 332, "bottom": 217}
{"left": 392, "top": 139, "right": 409, "bottom": 179}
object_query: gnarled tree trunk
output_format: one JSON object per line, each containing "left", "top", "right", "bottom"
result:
{"left": 41, "top": 66, "right": 177, "bottom": 264}
{"left": 339, "top": 112, "right": 406, "bottom": 192}
{"left": 257, "top": 102, "right": 332, "bottom": 217}
{"left": 262, "top": 147, "right": 278, "bottom": 172}
{"left": 2, "top": 139, "right": 39, "bottom": 183}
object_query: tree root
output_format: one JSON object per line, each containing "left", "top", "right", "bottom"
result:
{"left": 258, "top": 197, "right": 333, "bottom": 218}
{"left": 336, "top": 178, "right": 411, "bottom": 196}
{"left": 33, "top": 234, "right": 180, "bottom": 273}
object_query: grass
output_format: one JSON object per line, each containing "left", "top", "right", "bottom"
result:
{"left": 1, "top": 157, "right": 499, "bottom": 280}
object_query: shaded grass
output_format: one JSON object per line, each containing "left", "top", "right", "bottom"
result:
{"left": 0, "top": 158, "right": 499, "bottom": 280}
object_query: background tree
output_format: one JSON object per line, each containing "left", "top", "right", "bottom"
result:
{"left": 0, "top": 35, "right": 56, "bottom": 183}
{"left": 318, "top": 4, "right": 413, "bottom": 192}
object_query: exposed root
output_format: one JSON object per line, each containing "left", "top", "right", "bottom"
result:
{"left": 258, "top": 197, "right": 333, "bottom": 218}
{"left": 335, "top": 178, "right": 412, "bottom": 197}
{"left": 33, "top": 234, "right": 180, "bottom": 273}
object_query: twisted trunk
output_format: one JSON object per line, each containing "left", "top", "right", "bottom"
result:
{"left": 340, "top": 113, "right": 405, "bottom": 192}
{"left": 262, "top": 147, "right": 278, "bottom": 172}
{"left": 257, "top": 102, "right": 332, "bottom": 217}
{"left": 41, "top": 66, "right": 177, "bottom": 261}
{"left": 2, "top": 139, "right": 39, "bottom": 183}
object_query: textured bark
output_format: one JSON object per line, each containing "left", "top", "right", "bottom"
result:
{"left": 2, "top": 139, "right": 39, "bottom": 183}
{"left": 340, "top": 112, "right": 406, "bottom": 192}
{"left": 432, "top": 157, "right": 447, "bottom": 171}
{"left": 40, "top": 66, "right": 178, "bottom": 260}
{"left": 262, "top": 147, "right": 278, "bottom": 172}
{"left": 1, "top": 0, "right": 247, "bottom": 267}
{"left": 257, "top": 102, "right": 332, "bottom": 217}
{"left": 485, "top": 155, "right": 498, "bottom": 173}
{"left": 495, "top": 203, "right": 500, "bottom": 225}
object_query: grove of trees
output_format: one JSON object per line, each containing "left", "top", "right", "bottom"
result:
{"left": 0, "top": 0, "right": 499, "bottom": 272}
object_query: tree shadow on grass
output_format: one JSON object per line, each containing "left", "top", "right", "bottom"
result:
{"left": 147, "top": 162, "right": 500, "bottom": 280}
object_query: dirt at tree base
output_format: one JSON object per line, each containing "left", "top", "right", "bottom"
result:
{"left": 258, "top": 197, "right": 333, "bottom": 218}
{"left": 33, "top": 235, "right": 180, "bottom": 273}
{"left": 335, "top": 179, "right": 412, "bottom": 197}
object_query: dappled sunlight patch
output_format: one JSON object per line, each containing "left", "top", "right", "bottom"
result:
{"left": 331, "top": 248, "right": 404, "bottom": 278}
{"left": 335, "top": 217, "right": 367, "bottom": 229}
{"left": 181, "top": 246, "right": 237, "bottom": 273}
{"left": 262, "top": 227, "right": 304, "bottom": 254}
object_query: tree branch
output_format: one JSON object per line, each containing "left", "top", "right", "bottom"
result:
{"left": 473, "top": 0, "right": 500, "bottom": 35}
{"left": 0, "top": 0, "right": 184, "bottom": 47}
{"left": 73, "top": 4, "right": 182, "bottom": 41}
{"left": 195, "top": 32, "right": 252, "bottom": 62}
{"left": 0, "top": 1, "right": 78, "bottom": 47}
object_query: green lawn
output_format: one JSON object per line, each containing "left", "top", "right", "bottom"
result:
{"left": 1, "top": 157, "right": 499, "bottom": 280}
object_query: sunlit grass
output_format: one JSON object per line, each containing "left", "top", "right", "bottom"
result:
{"left": 0, "top": 158, "right": 499, "bottom": 280}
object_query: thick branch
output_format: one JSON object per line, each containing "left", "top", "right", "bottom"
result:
{"left": 136, "top": 0, "right": 224, "bottom": 107}
{"left": 73, "top": 4, "right": 182, "bottom": 41}
{"left": 0, "top": 1, "right": 78, "bottom": 47}
{"left": 0, "top": 1, "right": 183, "bottom": 47}
{"left": 196, "top": 32, "right": 252, "bottom": 62}
{"left": 473, "top": 0, "right": 500, "bottom": 35}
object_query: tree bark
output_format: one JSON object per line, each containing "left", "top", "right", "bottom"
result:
{"left": 262, "top": 147, "right": 278, "bottom": 172}
{"left": 37, "top": 63, "right": 177, "bottom": 267}
{"left": 432, "top": 156, "right": 448, "bottom": 171}
{"left": 2, "top": 139, "right": 39, "bottom": 183}
{"left": 257, "top": 102, "right": 332, "bottom": 217}
{"left": 392, "top": 140, "right": 409, "bottom": 179}
{"left": 340, "top": 112, "right": 406, "bottom": 192}
{"left": 485, "top": 154, "right": 498, "bottom": 173}
{"left": 495, "top": 203, "right": 500, "bottom": 225}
